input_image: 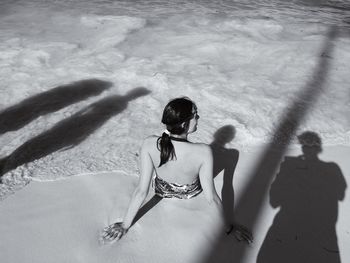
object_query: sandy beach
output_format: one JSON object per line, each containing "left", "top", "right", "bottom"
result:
{"left": 1, "top": 0, "right": 349, "bottom": 262}
{"left": 1, "top": 144, "right": 349, "bottom": 263}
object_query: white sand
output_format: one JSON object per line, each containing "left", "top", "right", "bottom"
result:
{"left": 0, "top": 171, "right": 224, "bottom": 263}
{"left": 1, "top": 145, "right": 349, "bottom": 263}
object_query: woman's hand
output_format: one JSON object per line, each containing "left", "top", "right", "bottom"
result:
{"left": 226, "top": 223, "right": 253, "bottom": 244}
{"left": 100, "top": 222, "right": 128, "bottom": 244}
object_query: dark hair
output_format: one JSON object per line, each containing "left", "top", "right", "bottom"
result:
{"left": 157, "top": 97, "right": 196, "bottom": 167}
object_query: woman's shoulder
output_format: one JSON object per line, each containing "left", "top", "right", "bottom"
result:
{"left": 142, "top": 135, "right": 159, "bottom": 147}
{"left": 144, "top": 135, "right": 159, "bottom": 140}
{"left": 190, "top": 142, "right": 212, "bottom": 156}
{"left": 191, "top": 142, "right": 210, "bottom": 149}
{"left": 141, "top": 136, "right": 210, "bottom": 152}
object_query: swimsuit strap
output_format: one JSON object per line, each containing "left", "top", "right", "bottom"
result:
{"left": 169, "top": 136, "right": 188, "bottom": 142}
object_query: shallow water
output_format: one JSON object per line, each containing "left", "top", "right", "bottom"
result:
{"left": 0, "top": 0, "right": 349, "bottom": 184}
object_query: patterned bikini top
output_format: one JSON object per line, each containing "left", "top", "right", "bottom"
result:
{"left": 154, "top": 174, "right": 202, "bottom": 199}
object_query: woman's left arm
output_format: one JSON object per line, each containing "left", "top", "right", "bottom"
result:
{"left": 101, "top": 138, "right": 154, "bottom": 242}
{"left": 122, "top": 138, "right": 154, "bottom": 228}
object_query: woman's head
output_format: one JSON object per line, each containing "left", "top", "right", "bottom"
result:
{"left": 161, "top": 97, "right": 199, "bottom": 135}
{"left": 157, "top": 97, "right": 199, "bottom": 167}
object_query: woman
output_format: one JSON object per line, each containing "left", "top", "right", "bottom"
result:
{"left": 101, "top": 97, "right": 252, "bottom": 244}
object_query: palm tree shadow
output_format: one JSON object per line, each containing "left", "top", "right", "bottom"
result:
{"left": 0, "top": 79, "right": 112, "bottom": 135}
{"left": 210, "top": 125, "right": 239, "bottom": 224}
{"left": 0, "top": 87, "right": 151, "bottom": 179}
{"left": 202, "top": 25, "right": 339, "bottom": 263}
{"left": 257, "top": 131, "right": 347, "bottom": 263}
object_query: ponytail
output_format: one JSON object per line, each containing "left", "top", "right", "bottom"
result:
{"left": 157, "top": 132, "right": 176, "bottom": 167}
{"left": 157, "top": 97, "right": 197, "bottom": 167}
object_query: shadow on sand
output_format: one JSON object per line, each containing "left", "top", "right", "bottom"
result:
{"left": 210, "top": 125, "right": 239, "bottom": 224}
{"left": 257, "top": 131, "right": 346, "bottom": 263}
{"left": 0, "top": 87, "right": 151, "bottom": 180}
{"left": 201, "top": 26, "right": 341, "bottom": 263}
{"left": 0, "top": 79, "right": 112, "bottom": 135}
{"left": 132, "top": 195, "right": 163, "bottom": 226}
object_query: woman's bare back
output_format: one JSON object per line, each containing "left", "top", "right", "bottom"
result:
{"left": 145, "top": 136, "right": 207, "bottom": 185}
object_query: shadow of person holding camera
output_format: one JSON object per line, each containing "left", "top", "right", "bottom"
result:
{"left": 257, "top": 131, "right": 347, "bottom": 263}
